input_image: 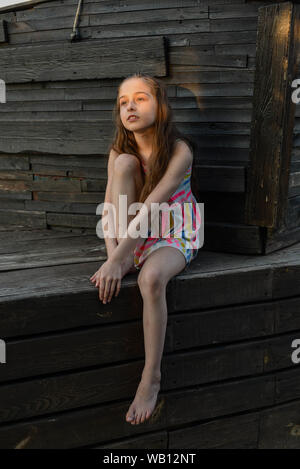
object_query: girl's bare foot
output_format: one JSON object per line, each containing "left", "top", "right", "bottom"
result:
{"left": 125, "top": 374, "right": 161, "bottom": 425}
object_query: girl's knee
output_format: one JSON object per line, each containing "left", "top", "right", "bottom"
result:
{"left": 114, "top": 153, "right": 140, "bottom": 174}
{"left": 138, "top": 268, "right": 166, "bottom": 296}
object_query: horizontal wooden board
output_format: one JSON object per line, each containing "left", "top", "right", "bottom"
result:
{"left": 0, "top": 372, "right": 279, "bottom": 448}
{"left": 0, "top": 231, "right": 299, "bottom": 305}
{"left": 0, "top": 36, "right": 167, "bottom": 83}
{"left": 0, "top": 19, "right": 7, "bottom": 43}
{"left": 0, "top": 330, "right": 297, "bottom": 423}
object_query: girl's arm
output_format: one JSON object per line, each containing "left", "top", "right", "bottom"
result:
{"left": 102, "top": 148, "right": 119, "bottom": 259}
{"left": 110, "top": 140, "right": 193, "bottom": 264}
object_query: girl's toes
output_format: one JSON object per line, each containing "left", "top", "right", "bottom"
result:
{"left": 140, "top": 411, "right": 146, "bottom": 423}
{"left": 126, "top": 409, "right": 135, "bottom": 423}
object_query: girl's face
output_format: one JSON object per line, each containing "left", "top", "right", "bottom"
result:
{"left": 118, "top": 78, "right": 158, "bottom": 133}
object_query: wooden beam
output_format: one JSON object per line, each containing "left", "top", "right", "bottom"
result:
{"left": 245, "top": 2, "right": 300, "bottom": 228}
{"left": 0, "top": 35, "right": 167, "bottom": 83}
{"left": 0, "top": 20, "right": 7, "bottom": 43}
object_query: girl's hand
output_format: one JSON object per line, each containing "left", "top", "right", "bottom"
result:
{"left": 89, "top": 259, "right": 122, "bottom": 303}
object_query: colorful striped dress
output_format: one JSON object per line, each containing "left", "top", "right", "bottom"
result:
{"left": 133, "top": 142, "right": 202, "bottom": 271}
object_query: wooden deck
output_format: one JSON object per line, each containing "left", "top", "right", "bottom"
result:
{"left": 0, "top": 227, "right": 300, "bottom": 448}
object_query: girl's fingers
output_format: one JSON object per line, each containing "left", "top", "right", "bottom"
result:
{"left": 99, "top": 278, "right": 105, "bottom": 301}
{"left": 115, "top": 280, "right": 121, "bottom": 296}
{"left": 103, "top": 278, "right": 112, "bottom": 303}
{"left": 108, "top": 279, "right": 117, "bottom": 302}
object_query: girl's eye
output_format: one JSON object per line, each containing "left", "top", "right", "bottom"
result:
{"left": 120, "top": 97, "right": 145, "bottom": 105}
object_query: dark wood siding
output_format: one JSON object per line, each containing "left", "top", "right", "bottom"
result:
{"left": 0, "top": 0, "right": 298, "bottom": 253}
{"left": 0, "top": 229, "right": 299, "bottom": 448}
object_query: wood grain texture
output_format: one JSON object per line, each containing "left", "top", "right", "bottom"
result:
{"left": 0, "top": 36, "right": 167, "bottom": 83}
{"left": 0, "top": 228, "right": 298, "bottom": 447}
{"left": 245, "top": 3, "right": 300, "bottom": 229}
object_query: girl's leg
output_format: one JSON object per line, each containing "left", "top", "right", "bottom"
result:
{"left": 111, "top": 153, "right": 144, "bottom": 274}
{"left": 125, "top": 246, "right": 186, "bottom": 425}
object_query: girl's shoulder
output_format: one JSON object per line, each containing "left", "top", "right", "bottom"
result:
{"left": 174, "top": 138, "right": 194, "bottom": 155}
{"left": 174, "top": 138, "right": 194, "bottom": 168}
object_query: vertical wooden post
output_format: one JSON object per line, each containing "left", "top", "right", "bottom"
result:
{"left": 245, "top": 1, "right": 300, "bottom": 229}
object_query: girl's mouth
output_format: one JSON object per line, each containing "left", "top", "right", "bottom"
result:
{"left": 128, "top": 116, "right": 139, "bottom": 122}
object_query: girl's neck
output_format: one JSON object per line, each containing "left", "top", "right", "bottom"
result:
{"left": 134, "top": 130, "right": 154, "bottom": 159}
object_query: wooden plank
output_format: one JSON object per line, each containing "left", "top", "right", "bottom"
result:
{"left": 177, "top": 83, "right": 253, "bottom": 97}
{"left": 288, "top": 172, "right": 300, "bottom": 196}
{"left": 1, "top": 239, "right": 300, "bottom": 307}
{"left": 0, "top": 248, "right": 298, "bottom": 339}
{"left": 30, "top": 155, "right": 108, "bottom": 168}
{"left": 273, "top": 265, "right": 300, "bottom": 299}
{"left": 285, "top": 195, "right": 300, "bottom": 228}
{"left": 9, "top": 15, "right": 89, "bottom": 33}
{"left": 89, "top": 7, "right": 209, "bottom": 26}
{"left": 0, "top": 332, "right": 297, "bottom": 423}
{"left": 0, "top": 19, "right": 7, "bottom": 43}
{"left": 170, "top": 399, "right": 300, "bottom": 449}
{"left": 0, "top": 191, "right": 32, "bottom": 200}
{"left": 0, "top": 209, "right": 46, "bottom": 228}
{"left": 94, "top": 431, "right": 167, "bottom": 449}
{"left": 170, "top": 46, "right": 247, "bottom": 67}
{"left": 0, "top": 228, "right": 85, "bottom": 242}
{"left": 245, "top": 3, "right": 300, "bottom": 228}
{"left": 0, "top": 200, "right": 25, "bottom": 210}
{"left": 0, "top": 373, "right": 275, "bottom": 448}
{"left": 0, "top": 100, "right": 82, "bottom": 112}
{"left": 209, "top": 3, "right": 266, "bottom": 19}
{"left": 203, "top": 222, "right": 263, "bottom": 254}
{"left": 210, "top": 17, "right": 258, "bottom": 32}
{"left": 276, "top": 368, "right": 300, "bottom": 404}
{"left": 195, "top": 165, "right": 245, "bottom": 192}
{"left": 0, "top": 235, "right": 106, "bottom": 270}
{"left": 0, "top": 233, "right": 102, "bottom": 254}
{"left": 259, "top": 400, "right": 300, "bottom": 449}
{"left": 46, "top": 212, "right": 99, "bottom": 228}
{"left": 0, "top": 136, "right": 111, "bottom": 156}
{"left": 31, "top": 164, "right": 107, "bottom": 181}
{"left": 198, "top": 192, "right": 246, "bottom": 223}
{"left": 264, "top": 225, "right": 300, "bottom": 254}
{"left": 0, "top": 177, "right": 82, "bottom": 192}
{"left": 0, "top": 36, "right": 167, "bottom": 83}
{"left": 0, "top": 171, "right": 33, "bottom": 181}
{"left": 0, "top": 109, "right": 252, "bottom": 124}
{"left": 34, "top": 191, "right": 105, "bottom": 203}
{"left": 169, "top": 412, "right": 259, "bottom": 449}
{"left": 9, "top": 11, "right": 89, "bottom": 35}
{"left": 0, "top": 156, "right": 29, "bottom": 170}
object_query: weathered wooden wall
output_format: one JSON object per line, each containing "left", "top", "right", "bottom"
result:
{"left": 0, "top": 0, "right": 298, "bottom": 253}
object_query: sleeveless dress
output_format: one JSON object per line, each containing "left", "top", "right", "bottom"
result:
{"left": 133, "top": 141, "right": 202, "bottom": 271}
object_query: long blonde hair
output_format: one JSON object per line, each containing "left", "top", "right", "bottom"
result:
{"left": 108, "top": 72, "right": 199, "bottom": 203}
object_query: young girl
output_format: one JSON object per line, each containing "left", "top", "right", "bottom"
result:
{"left": 90, "top": 73, "right": 202, "bottom": 426}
